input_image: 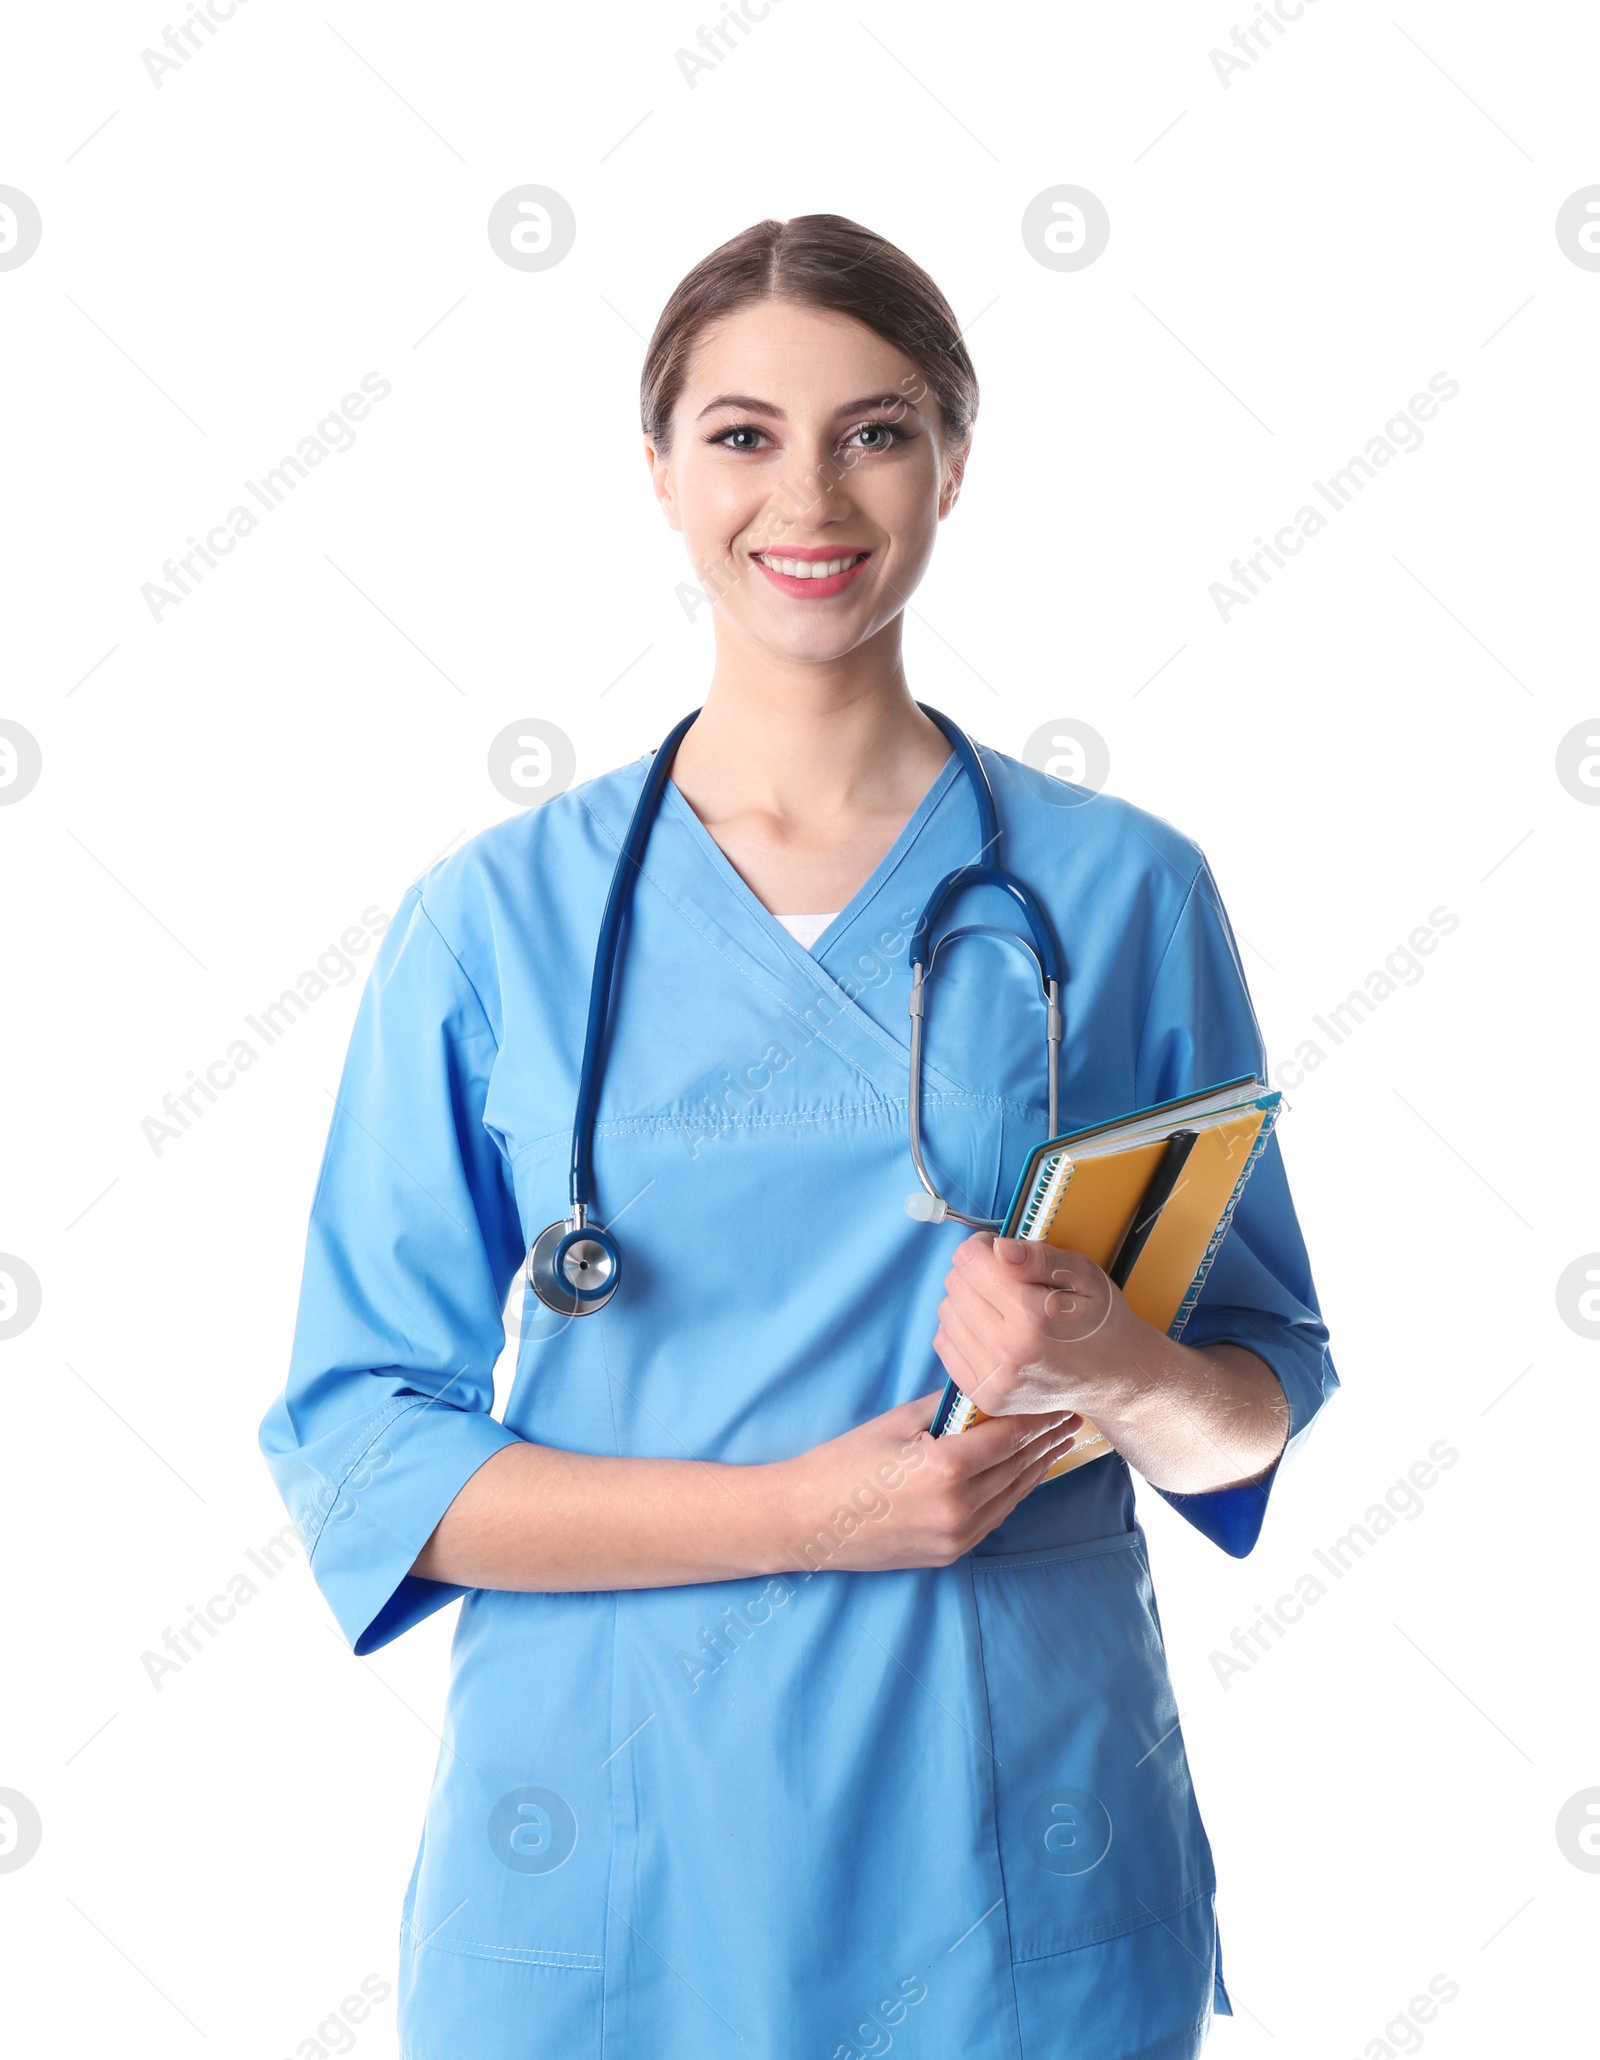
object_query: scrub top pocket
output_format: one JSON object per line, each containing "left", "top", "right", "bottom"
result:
{"left": 397, "top": 1926, "right": 604, "bottom": 2060}
{"left": 969, "top": 1531, "right": 1217, "bottom": 1969}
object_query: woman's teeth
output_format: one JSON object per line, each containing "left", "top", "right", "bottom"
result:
{"left": 755, "top": 552, "right": 867, "bottom": 579}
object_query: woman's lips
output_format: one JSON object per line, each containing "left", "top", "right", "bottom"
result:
{"left": 751, "top": 548, "right": 873, "bottom": 600}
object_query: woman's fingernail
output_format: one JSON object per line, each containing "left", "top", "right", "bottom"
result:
{"left": 996, "top": 1238, "right": 1028, "bottom": 1265}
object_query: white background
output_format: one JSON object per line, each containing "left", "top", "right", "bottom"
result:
{"left": 2, "top": 0, "right": 1597, "bottom": 2053}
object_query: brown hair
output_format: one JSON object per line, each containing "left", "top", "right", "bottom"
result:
{"left": 640, "top": 214, "right": 978, "bottom": 453}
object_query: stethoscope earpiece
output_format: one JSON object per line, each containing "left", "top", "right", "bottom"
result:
{"left": 900, "top": 707, "right": 1067, "bottom": 1231}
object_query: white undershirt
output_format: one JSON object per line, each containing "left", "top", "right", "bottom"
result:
{"left": 774, "top": 912, "right": 839, "bottom": 950}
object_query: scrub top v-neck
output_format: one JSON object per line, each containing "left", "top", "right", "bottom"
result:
{"left": 658, "top": 746, "right": 961, "bottom": 975}
{"left": 261, "top": 737, "right": 1337, "bottom": 2060}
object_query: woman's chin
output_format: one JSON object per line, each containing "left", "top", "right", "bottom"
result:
{"left": 726, "top": 604, "right": 882, "bottom": 666}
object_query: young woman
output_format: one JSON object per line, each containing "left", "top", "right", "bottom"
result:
{"left": 262, "top": 215, "right": 1336, "bottom": 2060}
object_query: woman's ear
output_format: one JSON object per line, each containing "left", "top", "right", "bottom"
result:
{"left": 643, "top": 436, "right": 683, "bottom": 533}
{"left": 937, "top": 436, "right": 971, "bottom": 520}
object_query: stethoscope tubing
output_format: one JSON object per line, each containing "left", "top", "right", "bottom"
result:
{"left": 568, "top": 706, "right": 701, "bottom": 1213}
{"left": 531, "top": 702, "right": 1066, "bottom": 1309}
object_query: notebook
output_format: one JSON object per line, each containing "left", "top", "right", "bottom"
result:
{"left": 928, "top": 1076, "right": 1282, "bottom": 1479}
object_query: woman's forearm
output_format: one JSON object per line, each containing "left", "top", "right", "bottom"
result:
{"left": 410, "top": 1441, "right": 799, "bottom": 1593}
{"left": 1082, "top": 1339, "right": 1291, "bottom": 1495}
{"left": 409, "top": 1390, "right": 1086, "bottom": 1594}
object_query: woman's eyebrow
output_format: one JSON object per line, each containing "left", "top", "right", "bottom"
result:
{"left": 693, "top": 391, "right": 924, "bottom": 424}
{"left": 694, "top": 393, "right": 783, "bottom": 421}
{"left": 833, "top": 393, "right": 922, "bottom": 417}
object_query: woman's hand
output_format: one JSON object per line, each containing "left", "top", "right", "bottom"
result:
{"left": 932, "top": 1234, "right": 1291, "bottom": 1495}
{"left": 774, "top": 1391, "right": 1081, "bottom": 1573}
{"left": 933, "top": 1235, "right": 1141, "bottom": 1416}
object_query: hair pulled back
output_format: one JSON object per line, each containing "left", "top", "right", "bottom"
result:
{"left": 640, "top": 215, "right": 978, "bottom": 452}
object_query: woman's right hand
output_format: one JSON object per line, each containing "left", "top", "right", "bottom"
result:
{"left": 410, "top": 1392, "right": 1079, "bottom": 1596}
{"left": 773, "top": 1392, "right": 1081, "bottom": 1574}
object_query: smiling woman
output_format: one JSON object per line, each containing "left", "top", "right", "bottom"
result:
{"left": 260, "top": 213, "right": 1336, "bottom": 2060}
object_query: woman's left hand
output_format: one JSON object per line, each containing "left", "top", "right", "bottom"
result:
{"left": 932, "top": 1233, "right": 1292, "bottom": 1494}
{"left": 932, "top": 1235, "right": 1141, "bottom": 1420}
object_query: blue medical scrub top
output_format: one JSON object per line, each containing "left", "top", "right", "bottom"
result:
{"left": 261, "top": 742, "right": 1337, "bottom": 2060}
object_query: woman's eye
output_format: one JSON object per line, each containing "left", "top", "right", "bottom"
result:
{"left": 712, "top": 421, "right": 903, "bottom": 453}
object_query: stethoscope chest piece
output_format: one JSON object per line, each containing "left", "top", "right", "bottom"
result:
{"left": 528, "top": 1214, "right": 620, "bottom": 1317}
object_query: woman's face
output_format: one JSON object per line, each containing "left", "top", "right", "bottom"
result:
{"left": 646, "top": 299, "right": 966, "bottom": 666}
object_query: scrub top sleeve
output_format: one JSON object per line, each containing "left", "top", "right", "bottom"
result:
{"left": 259, "top": 881, "right": 527, "bottom": 1653}
{"left": 1133, "top": 859, "right": 1339, "bottom": 1556}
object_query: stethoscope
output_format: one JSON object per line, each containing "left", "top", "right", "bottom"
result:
{"left": 527, "top": 704, "right": 1065, "bottom": 1316}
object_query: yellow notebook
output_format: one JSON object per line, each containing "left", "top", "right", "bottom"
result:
{"left": 928, "top": 1077, "right": 1282, "bottom": 1479}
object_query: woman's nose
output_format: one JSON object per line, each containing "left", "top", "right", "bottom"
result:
{"left": 769, "top": 445, "right": 856, "bottom": 526}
